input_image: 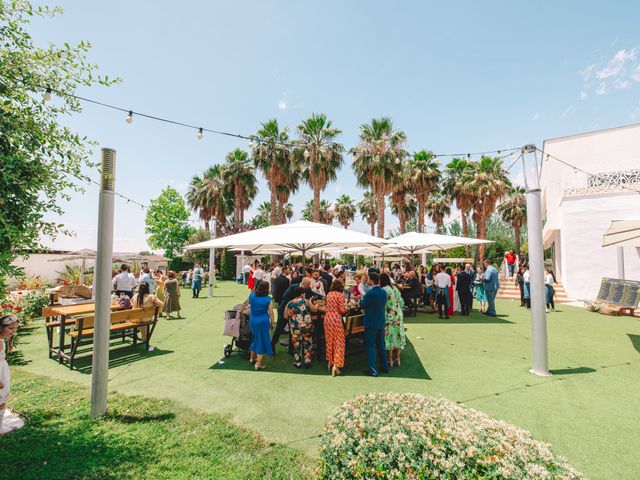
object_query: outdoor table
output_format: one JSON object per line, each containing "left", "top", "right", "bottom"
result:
{"left": 47, "top": 303, "right": 123, "bottom": 363}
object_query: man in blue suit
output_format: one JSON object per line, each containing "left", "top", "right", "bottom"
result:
{"left": 359, "top": 272, "right": 389, "bottom": 377}
{"left": 483, "top": 259, "right": 500, "bottom": 317}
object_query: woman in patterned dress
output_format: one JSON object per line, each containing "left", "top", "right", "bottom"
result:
{"left": 324, "top": 280, "right": 347, "bottom": 377}
{"left": 380, "top": 273, "right": 407, "bottom": 367}
{"left": 284, "top": 287, "right": 317, "bottom": 369}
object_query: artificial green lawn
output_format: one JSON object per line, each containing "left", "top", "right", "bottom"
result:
{"left": 9, "top": 281, "right": 640, "bottom": 479}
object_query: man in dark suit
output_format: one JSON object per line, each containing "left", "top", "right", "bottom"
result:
{"left": 456, "top": 264, "right": 473, "bottom": 315}
{"left": 273, "top": 266, "right": 290, "bottom": 305}
{"left": 271, "top": 277, "right": 311, "bottom": 354}
{"left": 359, "top": 272, "right": 389, "bottom": 376}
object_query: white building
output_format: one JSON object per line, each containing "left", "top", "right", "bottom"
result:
{"left": 540, "top": 123, "right": 640, "bottom": 301}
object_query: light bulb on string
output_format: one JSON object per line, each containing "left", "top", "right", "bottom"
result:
{"left": 304, "top": 149, "right": 310, "bottom": 159}
{"left": 43, "top": 87, "right": 52, "bottom": 102}
{"left": 126, "top": 111, "right": 133, "bottom": 124}
{"left": 497, "top": 150, "right": 502, "bottom": 160}
{"left": 545, "top": 154, "right": 550, "bottom": 162}
{"left": 466, "top": 153, "right": 471, "bottom": 160}
{"left": 197, "top": 128, "right": 204, "bottom": 140}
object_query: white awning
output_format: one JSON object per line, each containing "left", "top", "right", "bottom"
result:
{"left": 383, "top": 232, "right": 493, "bottom": 255}
{"left": 602, "top": 218, "right": 640, "bottom": 247}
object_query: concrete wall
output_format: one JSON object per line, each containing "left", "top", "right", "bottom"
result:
{"left": 12, "top": 254, "right": 91, "bottom": 283}
{"left": 559, "top": 192, "right": 640, "bottom": 300}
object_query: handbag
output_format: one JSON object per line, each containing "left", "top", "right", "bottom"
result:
{"left": 223, "top": 309, "right": 241, "bottom": 337}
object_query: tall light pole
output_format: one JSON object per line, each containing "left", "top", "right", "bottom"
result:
{"left": 521, "top": 145, "right": 550, "bottom": 376}
{"left": 91, "top": 148, "right": 116, "bottom": 417}
{"left": 208, "top": 219, "right": 216, "bottom": 297}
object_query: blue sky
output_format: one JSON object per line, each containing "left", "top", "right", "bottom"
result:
{"left": 30, "top": 0, "right": 640, "bottom": 252}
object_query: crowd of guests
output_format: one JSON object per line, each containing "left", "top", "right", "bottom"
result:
{"left": 237, "top": 257, "right": 511, "bottom": 376}
{"left": 514, "top": 263, "right": 558, "bottom": 312}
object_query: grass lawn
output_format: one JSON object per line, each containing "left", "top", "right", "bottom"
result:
{"left": 8, "top": 281, "right": 640, "bottom": 479}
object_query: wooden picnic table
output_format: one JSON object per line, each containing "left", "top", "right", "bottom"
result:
{"left": 46, "top": 303, "right": 123, "bottom": 363}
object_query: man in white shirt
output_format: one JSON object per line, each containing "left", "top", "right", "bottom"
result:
{"left": 112, "top": 264, "right": 136, "bottom": 298}
{"left": 252, "top": 264, "right": 265, "bottom": 290}
{"left": 434, "top": 270, "right": 452, "bottom": 319}
{"left": 242, "top": 263, "right": 251, "bottom": 284}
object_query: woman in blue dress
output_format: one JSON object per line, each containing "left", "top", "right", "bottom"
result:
{"left": 240, "top": 280, "right": 274, "bottom": 370}
{"left": 474, "top": 266, "right": 488, "bottom": 313}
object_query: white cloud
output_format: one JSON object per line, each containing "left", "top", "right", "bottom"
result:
{"left": 581, "top": 47, "right": 640, "bottom": 97}
{"left": 277, "top": 99, "right": 288, "bottom": 110}
{"left": 595, "top": 48, "right": 637, "bottom": 79}
{"left": 595, "top": 82, "right": 607, "bottom": 95}
{"left": 532, "top": 112, "right": 541, "bottom": 121}
{"left": 579, "top": 90, "right": 588, "bottom": 100}
{"left": 562, "top": 105, "right": 575, "bottom": 117}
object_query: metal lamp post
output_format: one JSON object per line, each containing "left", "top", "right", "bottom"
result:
{"left": 91, "top": 148, "right": 116, "bottom": 417}
{"left": 521, "top": 145, "right": 550, "bottom": 376}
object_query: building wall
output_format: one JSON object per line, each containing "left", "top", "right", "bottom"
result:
{"left": 12, "top": 254, "right": 91, "bottom": 283}
{"left": 559, "top": 192, "right": 640, "bottom": 300}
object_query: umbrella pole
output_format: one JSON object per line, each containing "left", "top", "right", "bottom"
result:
{"left": 617, "top": 246, "right": 625, "bottom": 279}
{"left": 80, "top": 257, "right": 86, "bottom": 285}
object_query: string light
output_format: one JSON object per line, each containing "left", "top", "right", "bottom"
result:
{"left": 125, "top": 111, "right": 133, "bottom": 124}
{"left": 43, "top": 87, "right": 52, "bottom": 102}
{"left": 466, "top": 153, "right": 471, "bottom": 160}
{"left": 197, "top": 128, "right": 203, "bottom": 140}
{"left": 304, "top": 149, "right": 310, "bottom": 159}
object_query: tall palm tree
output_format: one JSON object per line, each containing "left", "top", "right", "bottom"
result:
{"left": 497, "top": 187, "right": 527, "bottom": 255}
{"left": 425, "top": 193, "right": 451, "bottom": 234}
{"left": 443, "top": 157, "right": 473, "bottom": 256}
{"left": 275, "top": 162, "right": 302, "bottom": 224}
{"left": 333, "top": 194, "right": 356, "bottom": 229}
{"left": 294, "top": 113, "right": 344, "bottom": 222}
{"left": 302, "top": 199, "right": 333, "bottom": 224}
{"left": 221, "top": 148, "right": 258, "bottom": 228}
{"left": 462, "top": 156, "right": 512, "bottom": 261}
{"left": 186, "top": 165, "right": 231, "bottom": 236}
{"left": 389, "top": 160, "right": 416, "bottom": 234}
{"left": 358, "top": 191, "right": 378, "bottom": 236}
{"left": 407, "top": 150, "right": 441, "bottom": 233}
{"left": 391, "top": 193, "right": 418, "bottom": 234}
{"left": 251, "top": 119, "right": 291, "bottom": 225}
{"left": 351, "top": 117, "right": 407, "bottom": 238}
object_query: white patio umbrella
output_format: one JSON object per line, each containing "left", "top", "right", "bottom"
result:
{"left": 383, "top": 232, "right": 493, "bottom": 256}
{"left": 185, "top": 220, "right": 389, "bottom": 258}
{"left": 602, "top": 218, "right": 640, "bottom": 247}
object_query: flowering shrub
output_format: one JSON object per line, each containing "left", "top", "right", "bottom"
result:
{"left": 319, "top": 393, "right": 584, "bottom": 479}
{"left": 1, "top": 289, "right": 49, "bottom": 324}
{"left": 16, "top": 274, "right": 50, "bottom": 291}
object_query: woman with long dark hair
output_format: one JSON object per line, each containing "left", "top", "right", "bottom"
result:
{"left": 380, "top": 273, "right": 406, "bottom": 367}
{"left": 545, "top": 267, "right": 557, "bottom": 312}
{"left": 131, "top": 282, "right": 164, "bottom": 351}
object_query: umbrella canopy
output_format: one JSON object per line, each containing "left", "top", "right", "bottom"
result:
{"left": 602, "top": 218, "right": 640, "bottom": 247}
{"left": 184, "top": 220, "right": 389, "bottom": 255}
{"left": 383, "top": 232, "right": 493, "bottom": 255}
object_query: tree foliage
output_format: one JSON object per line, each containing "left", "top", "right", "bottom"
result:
{"left": 145, "top": 187, "right": 194, "bottom": 259}
{"left": 0, "top": 1, "right": 119, "bottom": 291}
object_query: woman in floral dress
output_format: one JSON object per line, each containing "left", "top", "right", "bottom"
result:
{"left": 380, "top": 273, "right": 406, "bottom": 367}
{"left": 324, "top": 280, "right": 347, "bottom": 377}
{"left": 285, "top": 287, "right": 317, "bottom": 369}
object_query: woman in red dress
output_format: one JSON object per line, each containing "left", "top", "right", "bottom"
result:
{"left": 446, "top": 267, "right": 455, "bottom": 317}
{"left": 247, "top": 265, "right": 255, "bottom": 290}
{"left": 324, "top": 280, "right": 347, "bottom": 376}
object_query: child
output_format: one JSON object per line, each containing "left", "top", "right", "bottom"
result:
{"left": 1, "top": 315, "right": 24, "bottom": 435}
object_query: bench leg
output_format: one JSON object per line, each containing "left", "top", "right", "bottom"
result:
{"left": 69, "top": 336, "right": 80, "bottom": 370}
{"left": 46, "top": 325, "right": 53, "bottom": 359}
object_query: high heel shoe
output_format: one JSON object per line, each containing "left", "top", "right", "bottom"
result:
{"left": 395, "top": 358, "right": 401, "bottom": 367}
{"left": 255, "top": 362, "right": 266, "bottom": 370}
{"left": 332, "top": 366, "right": 341, "bottom": 377}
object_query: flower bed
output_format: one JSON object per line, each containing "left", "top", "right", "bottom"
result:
{"left": 319, "top": 393, "right": 584, "bottom": 479}
{"left": 1, "top": 289, "right": 49, "bottom": 324}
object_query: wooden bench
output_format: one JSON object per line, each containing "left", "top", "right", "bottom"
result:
{"left": 66, "top": 306, "right": 159, "bottom": 369}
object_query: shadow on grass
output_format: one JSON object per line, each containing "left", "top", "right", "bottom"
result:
{"left": 108, "top": 412, "right": 176, "bottom": 423}
{"left": 628, "top": 334, "right": 640, "bottom": 354}
{"left": 404, "top": 312, "right": 514, "bottom": 325}
{"left": 71, "top": 346, "right": 174, "bottom": 374}
{"left": 9, "top": 323, "right": 40, "bottom": 366}
{"left": 210, "top": 338, "right": 431, "bottom": 380}
{"left": 549, "top": 366, "right": 597, "bottom": 375}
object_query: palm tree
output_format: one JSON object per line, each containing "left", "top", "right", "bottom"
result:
{"left": 221, "top": 149, "right": 258, "bottom": 228}
{"left": 425, "top": 193, "right": 451, "bottom": 234}
{"left": 391, "top": 193, "right": 418, "bottom": 233}
{"left": 351, "top": 117, "right": 407, "bottom": 237}
{"left": 333, "top": 194, "right": 356, "bottom": 229}
{"left": 358, "top": 191, "right": 378, "bottom": 236}
{"left": 251, "top": 119, "right": 291, "bottom": 225}
{"left": 389, "top": 161, "right": 416, "bottom": 234}
{"left": 302, "top": 199, "right": 333, "bottom": 224}
{"left": 275, "top": 162, "right": 302, "bottom": 224}
{"left": 443, "top": 157, "right": 473, "bottom": 256}
{"left": 497, "top": 187, "right": 527, "bottom": 255}
{"left": 462, "top": 156, "right": 512, "bottom": 261}
{"left": 251, "top": 201, "right": 273, "bottom": 228}
{"left": 294, "top": 113, "right": 344, "bottom": 222}
{"left": 186, "top": 165, "right": 231, "bottom": 236}
{"left": 407, "top": 150, "right": 441, "bottom": 233}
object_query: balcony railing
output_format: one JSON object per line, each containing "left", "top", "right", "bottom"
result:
{"left": 562, "top": 168, "right": 640, "bottom": 196}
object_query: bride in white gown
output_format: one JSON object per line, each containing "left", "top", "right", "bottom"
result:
{"left": 0, "top": 315, "right": 24, "bottom": 435}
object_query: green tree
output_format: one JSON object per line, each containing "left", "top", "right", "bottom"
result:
{"left": 333, "top": 195, "right": 356, "bottom": 229}
{"left": 351, "top": 117, "right": 407, "bottom": 237}
{"left": 390, "top": 161, "right": 416, "bottom": 234}
{"left": 443, "top": 157, "right": 473, "bottom": 255}
{"left": 302, "top": 200, "right": 333, "bottom": 224}
{"left": 186, "top": 165, "right": 231, "bottom": 236}
{"left": 425, "top": 193, "right": 451, "bottom": 234}
{"left": 497, "top": 187, "right": 527, "bottom": 256}
{"left": 221, "top": 149, "right": 257, "bottom": 228}
{"left": 145, "top": 187, "right": 194, "bottom": 258}
{"left": 294, "top": 113, "right": 344, "bottom": 222}
{"left": 251, "top": 119, "right": 291, "bottom": 225}
{"left": 391, "top": 193, "right": 418, "bottom": 234}
{"left": 183, "top": 228, "right": 211, "bottom": 265}
{"left": 0, "top": 1, "right": 118, "bottom": 291}
{"left": 407, "top": 150, "right": 441, "bottom": 233}
{"left": 358, "top": 191, "right": 378, "bottom": 236}
{"left": 275, "top": 164, "right": 301, "bottom": 223}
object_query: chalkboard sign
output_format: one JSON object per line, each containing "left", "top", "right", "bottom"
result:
{"left": 597, "top": 278, "right": 640, "bottom": 309}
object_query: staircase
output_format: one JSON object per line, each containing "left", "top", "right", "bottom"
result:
{"left": 496, "top": 278, "right": 571, "bottom": 304}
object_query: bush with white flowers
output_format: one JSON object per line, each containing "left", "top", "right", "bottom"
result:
{"left": 319, "top": 393, "right": 584, "bottom": 479}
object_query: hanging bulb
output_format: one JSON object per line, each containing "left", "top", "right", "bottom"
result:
{"left": 304, "top": 149, "right": 310, "bottom": 159}
{"left": 545, "top": 154, "right": 550, "bottom": 162}
{"left": 248, "top": 140, "right": 254, "bottom": 149}
{"left": 433, "top": 154, "right": 438, "bottom": 162}
{"left": 43, "top": 87, "right": 52, "bottom": 102}
{"left": 395, "top": 158, "right": 401, "bottom": 164}
{"left": 126, "top": 111, "right": 133, "bottom": 124}
{"left": 497, "top": 150, "right": 502, "bottom": 160}
{"left": 467, "top": 153, "right": 471, "bottom": 160}
{"left": 197, "top": 128, "right": 204, "bottom": 140}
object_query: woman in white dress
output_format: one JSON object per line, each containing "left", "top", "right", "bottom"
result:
{"left": 1, "top": 314, "right": 22, "bottom": 435}
{"left": 453, "top": 266, "right": 462, "bottom": 313}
